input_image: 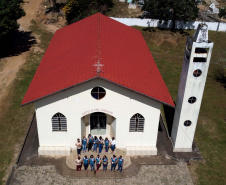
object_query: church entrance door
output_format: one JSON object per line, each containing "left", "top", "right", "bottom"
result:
{"left": 90, "top": 112, "right": 106, "bottom": 135}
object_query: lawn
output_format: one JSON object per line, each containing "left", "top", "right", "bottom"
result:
{"left": 0, "top": 20, "right": 53, "bottom": 185}
{"left": 135, "top": 27, "right": 226, "bottom": 185}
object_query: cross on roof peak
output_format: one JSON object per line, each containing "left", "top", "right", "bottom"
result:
{"left": 93, "top": 59, "right": 104, "bottom": 75}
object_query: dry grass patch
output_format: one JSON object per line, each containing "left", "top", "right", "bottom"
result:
{"left": 106, "top": 0, "right": 142, "bottom": 18}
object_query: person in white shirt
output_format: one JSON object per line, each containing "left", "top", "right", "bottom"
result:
{"left": 76, "top": 156, "right": 82, "bottom": 171}
{"left": 75, "top": 138, "right": 82, "bottom": 155}
{"left": 110, "top": 137, "right": 116, "bottom": 154}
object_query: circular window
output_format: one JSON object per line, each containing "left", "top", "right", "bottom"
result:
{"left": 188, "top": 97, "right": 197, "bottom": 104}
{"left": 193, "top": 69, "right": 202, "bottom": 77}
{"left": 184, "top": 120, "right": 192, "bottom": 127}
{"left": 91, "top": 87, "right": 106, "bottom": 100}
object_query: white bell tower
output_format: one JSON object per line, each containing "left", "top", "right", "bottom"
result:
{"left": 171, "top": 24, "right": 214, "bottom": 152}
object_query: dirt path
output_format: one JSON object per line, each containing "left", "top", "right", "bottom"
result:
{"left": 0, "top": 52, "right": 29, "bottom": 99}
{"left": 0, "top": 0, "right": 43, "bottom": 105}
{"left": 18, "top": 0, "right": 43, "bottom": 31}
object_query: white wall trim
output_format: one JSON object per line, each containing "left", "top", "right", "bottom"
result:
{"left": 110, "top": 17, "right": 226, "bottom": 32}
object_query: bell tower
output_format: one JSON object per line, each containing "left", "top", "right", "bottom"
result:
{"left": 171, "top": 24, "right": 214, "bottom": 152}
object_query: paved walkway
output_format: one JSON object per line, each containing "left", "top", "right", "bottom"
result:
{"left": 11, "top": 162, "right": 193, "bottom": 185}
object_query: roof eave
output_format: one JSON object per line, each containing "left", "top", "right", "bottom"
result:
{"left": 21, "top": 76, "right": 175, "bottom": 108}
{"left": 99, "top": 77, "right": 175, "bottom": 108}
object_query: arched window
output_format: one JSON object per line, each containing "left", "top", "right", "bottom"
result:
{"left": 129, "top": 113, "right": 144, "bottom": 132}
{"left": 52, "top": 113, "right": 67, "bottom": 131}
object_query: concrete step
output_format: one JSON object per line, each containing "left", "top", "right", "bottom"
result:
{"left": 66, "top": 149, "right": 131, "bottom": 170}
{"left": 79, "top": 151, "right": 121, "bottom": 157}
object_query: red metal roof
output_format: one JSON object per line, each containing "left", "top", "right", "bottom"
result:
{"left": 21, "top": 13, "right": 175, "bottom": 107}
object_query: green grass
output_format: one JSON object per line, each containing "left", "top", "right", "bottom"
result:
{"left": 135, "top": 27, "right": 226, "bottom": 185}
{"left": 0, "top": 20, "right": 53, "bottom": 185}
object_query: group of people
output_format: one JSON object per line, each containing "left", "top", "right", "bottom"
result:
{"left": 75, "top": 154, "right": 124, "bottom": 172}
{"left": 75, "top": 134, "right": 123, "bottom": 172}
{"left": 75, "top": 134, "right": 116, "bottom": 155}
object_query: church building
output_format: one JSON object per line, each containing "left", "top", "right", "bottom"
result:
{"left": 21, "top": 13, "right": 213, "bottom": 156}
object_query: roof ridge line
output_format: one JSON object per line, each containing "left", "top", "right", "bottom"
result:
{"left": 94, "top": 13, "right": 103, "bottom": 76}
{"left": 98, "top": 12, "right": 100, "bottom": 72}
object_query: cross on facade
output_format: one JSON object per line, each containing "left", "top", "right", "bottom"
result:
{"left": 93, "top": 59, "right": 104, "bottom": 75}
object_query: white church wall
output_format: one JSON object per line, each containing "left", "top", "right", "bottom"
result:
{"left": 106, "top": 114, "right": 112, "bottom": 138}
{"left": 35, "top": 78, "right": 161, "bottom": 155}
{"left": 110, "top": 119, "right": 116, "bottom": 139}
{"left": 81, "top": 119, "right": 86, "bottom": 139}
{"left": 171, "top": 48, "right": 191, "bottom": 144}
{"left": 83, "top": 114, "right": 90, "bottom": 137}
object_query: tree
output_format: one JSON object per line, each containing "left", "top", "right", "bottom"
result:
{"left": 0, "top": 0, "right": 25, "bottom": 42}
{"left": 63, "top": 0, "right": 113, "bottom": 24}
{"left": 219, "top": 7, "right": 226, "bottom": 19}
{"left": 142, "top": 0, "right": 199, "bottom": 31}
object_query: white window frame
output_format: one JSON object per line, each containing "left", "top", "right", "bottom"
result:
{"left": 52, "top": 112, "right": 67, "bottom": 132}
{"left": 129, "top": 113, "right": 145, "bottom": 132}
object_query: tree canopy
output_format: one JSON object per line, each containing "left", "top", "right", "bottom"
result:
{"left": 0, "top": 0, "right": 25, "bottom": 41}
{"left": 142, "top": 0, "right": 199, "bottom": 31}
{"left": 219, "top": 7, "right": 226, "bottom": 19}
{"left": 63, "top": 0, "right": 113, "bottom": 24}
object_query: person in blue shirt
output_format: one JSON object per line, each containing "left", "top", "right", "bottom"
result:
{"left": 89, "top": 155, "right": 95, "bottom": 171}
{"left": 98, "top": 136, "right": 104, "bottom": 154}
{"left": 83, "top": 155, "right": 89, "bottom": 170}
{"left": 117, "top": 155, "right": 124, "bottom": 172}
{"left": 82, "top": 136, "right": 87, "bottom": 153}
{"left": 88, "top": 134, "right": 93, "bottom": 152}
{"left": 93, "top": 136, "right": 98, "bottom": 152}
{"left": 102, "top": 155, "right": 108, "bottom": 172}
{"left": 111, "top": 155, "right": 117, "bottom": 172}
{"left": 96, "top": 154, "right": 101, "bottom": 172}
{"left": 104, "top": 137, "right": 109, "bottom": 154}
